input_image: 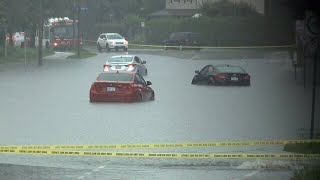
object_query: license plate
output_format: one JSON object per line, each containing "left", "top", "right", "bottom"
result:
{"left": 231, "top": 77, "right": 238, "bottom": 81}
{"left": 107, "top": 87, "right": 116, "bottom": 92}
{"left": 115, "top": 65, "right": 121, "bottom": 69}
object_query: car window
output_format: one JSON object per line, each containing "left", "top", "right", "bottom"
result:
{"left": 207, "top": 66, "right": 214, "bottom": 75}
{"left": 200, "top": 66, "right": 209, "bottom": 74}
{"left": 97, "top": 73, "right": 133, "bottom": 82}
{"left": 100, "top": 35, "right": 106, "bottom": 39}
{"left": 108, "top": 56, "right": 132, "bottom": 63}
{"left": 216, "top": 66, "right": 246, "bottom": 73}
{"left": 107, "top": 34, "right": 123, "bottom": 39}
{"left": 134, "top": 57, "right": 142, "bottom": 64}
{"left": 170, "top": 33, "right": 185, "bottom": 40}
{"left": 135, "top": 74, "right": 146, "bottom": 85}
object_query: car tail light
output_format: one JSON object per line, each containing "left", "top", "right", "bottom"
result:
{"left": 243, "top": 75, "right": 250, "bottom": 80}
{"left": 128, "top": 64, "right": 136, "bottom": 68}
{"left": 103, "top": 64, "right": 111, "bottom": 69}
{"left": 214, "top": 74, "right": 227, "bottom": 79}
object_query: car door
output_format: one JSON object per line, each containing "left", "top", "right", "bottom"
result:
{"left": 197, "top": 65, "right": 209, "bottom": 83}
{"left": 135, "top": 74, "right": 152, "bottom": 100}
{"left": 98, "top": 34, "right": 106, "bottom": 46}
{"left": 202, "top": 65, "right": 215, "bottom": 83}
{"left": 134, "top": 56, "right": 144, "bottom": 74}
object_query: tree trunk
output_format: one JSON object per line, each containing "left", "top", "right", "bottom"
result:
{"left": 38, "top": 0, "right": 43, "bottom": 66}
{"left": 38, "top": 22, "right": 43, "bottom": 66}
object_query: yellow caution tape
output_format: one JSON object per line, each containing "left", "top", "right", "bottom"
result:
{"left": 1, "top": 140, "right": 319, "bottom": 150}
{"left": 129, "top": 43, "right": 294, "bottom": 49}
{"left": 0, "top": 149, "right": 319, "bottom": 159}
{"left": 82, "top": 40, "right": 293, "bottom": 49}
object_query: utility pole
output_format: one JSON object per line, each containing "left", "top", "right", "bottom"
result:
{"left": 73, "top": 0, "right": 76, "bottom": 51}
{"left": 310, "top": 40, "right": 319, "bottom": 139}
{"left": 38, "top": 0, "right": 43, "bottom": 66}
{"left": 4, "top": 26, "right": 7, "bottom": 60}
{"left": 77, "top": 5, "right": 80, "bottom": 57}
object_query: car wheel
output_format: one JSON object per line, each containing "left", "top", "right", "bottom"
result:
{"left": 137, "top": 94, "right": 143, "bottom": 102}
{"left": 90, "top": 96, "right": 95, "bottom": 103}
{"left": 150, "top": 92, "right": 155, "bottom": 101}
{"left": 208, "top": 77, "right": 216, "bottom": 86}
{"left": 106, "top": 44, "right": 110, "bottom": 52}
{"left": 97, "top": 43, "right": 102, "bottom": 52}
{"left": 191, "top": 77, "right": 197, "bottom": 85}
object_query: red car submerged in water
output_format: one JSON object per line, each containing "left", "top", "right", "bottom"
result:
{"left": 90, "top": 71, "right": 154, "bottom": 102}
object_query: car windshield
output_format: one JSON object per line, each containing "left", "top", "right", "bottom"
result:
{"left": 1, "top": 1, "right": 319, "bottom": 180}
{"left": 108, "top": 56, "right": 132, "bottom": 63}
{"left": 216, "top": 66, "right": 246, "bottom": 73}
{"left": 53, "top": 26, "right": 77, "bottom": 38}
{"left": 107, "top": 34, "right": 123, "bottom": 39}
{"left": 97, "top": 73, "right": 132, "bottom": 82}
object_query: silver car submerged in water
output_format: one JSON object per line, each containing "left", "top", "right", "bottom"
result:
{"left": 103, "top": 55, "right": 148, "bottom": 76}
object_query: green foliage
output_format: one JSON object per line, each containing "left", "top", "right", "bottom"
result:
{"left": 292, "top": 167, "right": 320, "bottom": 180}
{"left": 67, "top": 49, "right": 96, "bottom": 59}
{"left": 0, "top": 46, "right": 54, "bottom": 62}
{"left": 144, "top": 16, "right": 294, "bottom": 46}
{"left": 201, "top": 0, "right": 259, "bottom": 17}
{"left": 284, "top": 143, "right": 320, "bottom": 154}
{"left": 88, "top": 23, "right": 126, "bottom": 40}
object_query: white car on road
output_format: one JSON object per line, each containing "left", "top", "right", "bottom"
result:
{"left": 103, "top": 55, "right": 148, "bottom": 76}
{"left": 97, "top": 33, "right": 128, "bottom": 52}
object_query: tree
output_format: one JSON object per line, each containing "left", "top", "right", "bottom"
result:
{"left": 200, "top": 0, "right": 259, "bottom": 17}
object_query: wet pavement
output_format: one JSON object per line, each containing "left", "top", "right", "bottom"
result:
{"left": 0, "top": 49, "right": 318, "bottom": 179}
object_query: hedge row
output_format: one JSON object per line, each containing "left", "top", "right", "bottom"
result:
{"left": 85, "top": 16, "right": 295, "bottom": 46}
{"left": 144, "top": 16, "right": 295, "bottom": 46}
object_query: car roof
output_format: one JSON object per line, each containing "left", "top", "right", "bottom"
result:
{"left": 100, "top": 71, "right": 135, "bottom": 75}
{"left": 101, "top": 33, "right": 121, "bottom": 36}
{"left": 212, "top": 64, "right": 240, "bottom": 67}
{"left": 172, "top": 32, "right": 199, "bottom": 34}
{"left": 110, "top": 55, "right": 135, "bottom": 58}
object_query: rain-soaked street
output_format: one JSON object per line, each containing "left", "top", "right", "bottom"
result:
{"left": 0, "top": 49, "right": 318, "bottom": 179}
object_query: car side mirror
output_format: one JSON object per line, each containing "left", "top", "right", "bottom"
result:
{"left": 142, "top": 61, "right": 146, "bottom": 64}
{"left": 195, "top": 70, "right": 200, "bottom": 74}
{"left": 146, "top": 81, "right": 152, "bottom": 86}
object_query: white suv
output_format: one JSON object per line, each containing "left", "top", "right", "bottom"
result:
{"left": 97, "top": 33, "right": 128, "bottom": 52}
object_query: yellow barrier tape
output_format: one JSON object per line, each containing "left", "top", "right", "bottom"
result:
{"left": 0, "top": 149, "right": 319, "bottom": 159}
{"left": 1, "top": 140, "right": 319, "bottom": 150}
{"left": 82, "top": 40, "right": 293, "bottom": 49}
{"left": 129, "top": 43, "right": 294, "bottom": 49}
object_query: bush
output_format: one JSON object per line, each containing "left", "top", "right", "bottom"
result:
{"left": 87, "top": 23, "right": 126, "bottom": 40}
{"left": 144, "top": 16, "right": 294, "bottom": 46}
{"left": 201, "top": 0, "right": 259, "bottom": 17}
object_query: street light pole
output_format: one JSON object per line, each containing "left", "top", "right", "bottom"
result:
{"left": 310, "top": 40, "right": 319, "bottom": 139}
{"left": 77, "top": 5, "right": 80, "bottom": 57}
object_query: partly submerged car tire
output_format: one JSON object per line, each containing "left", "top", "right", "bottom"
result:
{"left": 137, "top": 93, "right": 143, "bottom": 102}
{"left": 150, "top": 92, "right": 155, "bottom": 101}
{"left": 191, "top": 77, "right": 197, "bottom": 85}
{"left": 208, "top": 77, "right": 216, "bottom": 86}
{"left": 97, "top": 43, "right": 102, "bottom": 52}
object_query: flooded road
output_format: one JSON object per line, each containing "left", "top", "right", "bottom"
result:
{"left": 0, "top": 49, "right": 316, "bottom": 179}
